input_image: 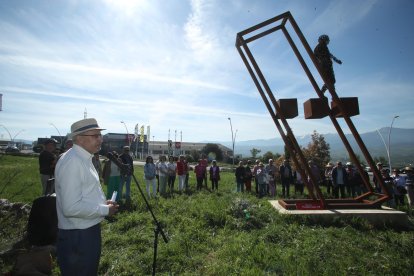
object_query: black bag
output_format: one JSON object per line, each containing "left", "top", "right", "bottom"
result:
{"left": 397, "top": 186, "right": 407, "bottom": 195}
{"left": 27, "top": 195, "right": 58, "bottom": 246}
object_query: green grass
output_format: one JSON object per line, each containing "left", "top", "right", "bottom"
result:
{"left": 1, "top": 154, "right": 414, "bottom": 275}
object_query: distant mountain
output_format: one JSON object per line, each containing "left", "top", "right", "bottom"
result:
{"left": 215, "top": 127, "right": 414, "bottom": 166}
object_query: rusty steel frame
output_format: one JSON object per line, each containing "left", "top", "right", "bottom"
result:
{"left": 235, "top": 11, "right": 389, "bottom": 210}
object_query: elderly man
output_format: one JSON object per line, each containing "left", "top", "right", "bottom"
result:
{"left": 55, "top": 118, "right": 118, "bottom": 276}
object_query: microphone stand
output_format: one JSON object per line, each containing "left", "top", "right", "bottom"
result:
{"left": 107, "top": 153, "right": 168, "bottom": 275}
{"left": 132, "top": 173, "right": 169, "bottom": 276}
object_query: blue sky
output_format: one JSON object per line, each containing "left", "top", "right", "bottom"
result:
{"left": 0, "top": 0, "right": 413, "bottom": 143}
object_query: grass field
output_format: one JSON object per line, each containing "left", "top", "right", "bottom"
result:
{"left": 1, "top": 154, "right": 414, "bottom": 275}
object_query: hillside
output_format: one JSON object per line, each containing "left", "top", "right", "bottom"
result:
{"left": 219, "top": 127, "right": 414, "bottom": 166}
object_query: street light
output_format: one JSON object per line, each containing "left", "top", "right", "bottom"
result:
{"left": 0, "top": 124, "right": 12, "bottom": 143}
{"left": 1, "top": 125, "right": 24, "bottom": 147}
{"left": 388, "top": 115, "right": 399, "bottom": 171}
{"left": 120, "top": 121, "right": 130, "bottom": 147}
{"left": 228, "top": 117, "right": 236, "bottom": 169}
{"left": 376, "top": 115, "right": 399, "bottom": 171}
{"left": 50, "top": 123, "right": 63, "bottom": 145}
{"left": 12, "top": 129, "right": 25, "bottom": 141}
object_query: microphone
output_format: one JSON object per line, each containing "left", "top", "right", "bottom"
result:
{"left": 106, "top": 152, "right": 131, "bottom": 175}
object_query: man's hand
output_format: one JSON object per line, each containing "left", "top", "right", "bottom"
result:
{"left": 107, "top": 201, "right": 119, "bottom": 216}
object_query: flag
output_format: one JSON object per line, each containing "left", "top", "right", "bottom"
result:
{"left": 134, "top": 124, "right": 139, "bottom": 141}
{"left": 147, "top": 126, "right": 150, "bottom": 141}
{"left": 140, "top": 125, "right": 145, "bottom": 142}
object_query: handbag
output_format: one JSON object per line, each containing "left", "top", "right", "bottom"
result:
{"left": 397, "top": 186, "right": 407, "bottom": 195}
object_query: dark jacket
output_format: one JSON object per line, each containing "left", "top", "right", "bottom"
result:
{"left": 331, "top": 166, "right": 348, "bottom": 186}
{"left": 235, "top": 166, "right": 245, "bottom": 182}
{"left": 279, "top": 164, "right": 293, "bottom": 182}
{"left": 120, "top": 152, "right": 134, "bottom": 175}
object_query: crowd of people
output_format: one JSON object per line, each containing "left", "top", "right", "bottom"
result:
{"left": 231, "top": 158, "right": 414, "bottom": 207}
{"left": 97, "top": 153, "right": 221, "bottom": 200}
{"left": 34, "top": 117, "right": 413, "bottom": 275}
{"left": 37, "top": 135, "right": 414, "bottom": 208}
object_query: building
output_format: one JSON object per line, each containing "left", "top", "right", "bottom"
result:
{"left": 31, "top": 132, "right": 233, "bottom": 161}
{"left": 100, "top": 133, "right": 232, "bottom": 161}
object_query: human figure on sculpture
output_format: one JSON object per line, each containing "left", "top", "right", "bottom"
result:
{"left": 314, "top": 34, "right": 342, "bottom": 93}
{"left": 209, "top": 160, "right": 220, "bottom": 191}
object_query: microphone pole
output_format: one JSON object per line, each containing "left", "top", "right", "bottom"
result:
{"left": 106, "top": 153, "right": 168, "bottom": 275}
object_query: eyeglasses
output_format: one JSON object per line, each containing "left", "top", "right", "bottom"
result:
{"left": 79, "top": 134, "right": 102, "bottom": 138}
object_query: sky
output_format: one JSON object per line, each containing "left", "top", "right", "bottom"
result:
{"left": 0, "top": 0, "right": 413, "bottom": 144}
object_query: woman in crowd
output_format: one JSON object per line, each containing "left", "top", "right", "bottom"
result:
{"left": 144, "top": 155, "right": 157, "bottom": 199}
{"left": 256, "top": 162, "right": 267, "bottom": 198}
{"left": 167, "top": 155, "right": 177, "bottom": 193}
{"left": 102, "top": 151, "right": 121, "bottom": 201}
{"left": 209, "top": 160, "right": 220, "bottom": 191}
{"left": 158, "top": 155, "right": 168, "bottom": 196}
{"left": 176, "top": 155, "right": 188, "bottom": 192}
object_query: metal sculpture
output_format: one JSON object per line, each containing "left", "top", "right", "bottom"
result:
{"left": 235, "top": 11, "right": 388, "bottom": 209}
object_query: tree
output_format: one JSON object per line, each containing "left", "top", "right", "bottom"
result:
{"left": 261, "top": 151, "right": 281, "bottom": 163}
{"left": 250, "top": 148, "right": 261, "bottom": 158}
{"left": 302, "top": 130, "right": 331, "bottom": 170}
{"left": 373, "top": 156, "right": 388, "bottom": 166}
{"left": 190, "top": 149, "right": 200, "bottom": 162}
{"left": 262, "top": 151, "right": 274, "bottom": 163}
{"left": 201, "top": 143, "right": 223, "bottom": 161}
{"left": 284, "top": 145, "right": 291, "bottom": 161}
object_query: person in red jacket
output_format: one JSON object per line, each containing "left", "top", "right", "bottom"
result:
{"left": 194, "top": 159, "right": 206, "bottom": 190}
{"left": 176, "top": 155, "right": 188, "bottom": 191}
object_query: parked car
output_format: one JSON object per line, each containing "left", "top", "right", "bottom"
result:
{"left": 5, "top": 146, "right": 20, "bottom": 153}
